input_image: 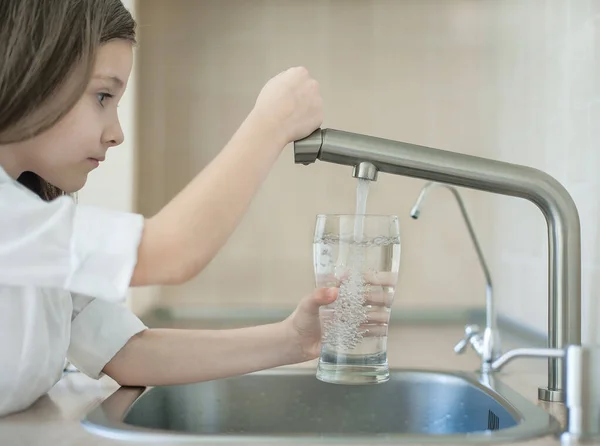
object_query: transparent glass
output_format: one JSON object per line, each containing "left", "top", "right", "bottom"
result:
{"left": 313, "top": 214, "right": 401, "bottom": 384}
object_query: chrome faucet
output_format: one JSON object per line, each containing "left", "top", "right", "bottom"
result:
{"left": 488, "top": 345, "right": 600, "bottom": 441}
{"left": 294, "top": 128, "right": 581, "bottom": 403}
{"left": 409, "top": 182, "right": 501, "bottom": 369}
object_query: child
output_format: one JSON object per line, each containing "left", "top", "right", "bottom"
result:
{"left": 0, "top": 0, "right": 336, "bottom": 417}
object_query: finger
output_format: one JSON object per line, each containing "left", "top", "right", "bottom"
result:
{"left": 323, "top": 287, "right": 338, "bottom": 302}
{"left": 299, "top": 287, "right": 338, "bottom": 315}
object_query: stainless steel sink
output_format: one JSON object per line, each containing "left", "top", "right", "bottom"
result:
{"left": 81, "top": 369, "right": 560, "bottom": 443}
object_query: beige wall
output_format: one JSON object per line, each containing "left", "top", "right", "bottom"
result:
{"left": 135, "top": 0, "right": 600, "bottom": 341}
{"left": 482, "top": 0, "right": 600, "bottom": 343}
{"left": 135, "top": 0, "right": 492, "bottom": 314}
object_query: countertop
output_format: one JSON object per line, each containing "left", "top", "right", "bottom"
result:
{"left": 0, "top": 324, "right": 585, "bottom": 446}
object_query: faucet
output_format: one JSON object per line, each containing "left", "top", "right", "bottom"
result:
{"left": 294, "top": 128, "right": 581, "bottom": 403}
{"left": 409, "top": 182, "right": 501, "bottom": 369}
{"left": 488, "top": 345, "right": 600, "bottom": 441}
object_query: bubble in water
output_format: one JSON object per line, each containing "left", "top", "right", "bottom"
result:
{"left": 322, "top": 257, "right": 368, "bottom": 350}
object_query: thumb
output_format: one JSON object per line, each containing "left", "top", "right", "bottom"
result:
{"left": 299, "top": 287, "right": 338, "bottom": 315}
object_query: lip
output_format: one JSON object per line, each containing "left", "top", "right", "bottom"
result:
{"left": 87, "top": 157, "right": 103, "bottom": 167}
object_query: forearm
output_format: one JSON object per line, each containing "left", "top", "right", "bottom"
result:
{"left": 131, "top": 112, "right": 286, "bottom": 286}
{"left": 103, "top": 322, "right": 298, "bottom": 386}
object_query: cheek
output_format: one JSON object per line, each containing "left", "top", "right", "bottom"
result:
{"left": 24, "top": 129, "right": 92, "bottom": 178}
{"left": 18, "top": 98, "right": 102, "bottom": 176}
{"left": 44, "top": 108, "right": 100, "bottom": 162}
{"left": 38, "top": 133, "right": 84, "bottom": 166}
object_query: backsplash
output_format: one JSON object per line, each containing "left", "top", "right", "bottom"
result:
{"left": 133, "top": 0, "right": 600, "bottom": 341}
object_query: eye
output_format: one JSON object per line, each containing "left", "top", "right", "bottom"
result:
{"left": 96, "top": 92, "right": 113, "bottom": 106}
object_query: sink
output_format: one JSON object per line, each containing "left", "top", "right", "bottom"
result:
{"left": 81, "top": 368, "right": 560, "bottom": 444}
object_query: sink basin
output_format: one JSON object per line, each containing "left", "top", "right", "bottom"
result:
{"left": 82, "top": 368, "right": 560, "bottom": 443}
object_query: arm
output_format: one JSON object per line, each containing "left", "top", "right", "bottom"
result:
{"left": 0, "top": 68, "right": 320, "bottom": 300}
{"left": 131, "top": 113, "right": 282, "bottom": 287}
{"left": 103, "top": 323, "right": 296, "bottom": 386}
{"left": 131, "top": 67, "right": 322, "bottom": 287}
{"left": 102, "top": 288, "right": 336, "bottom": 386}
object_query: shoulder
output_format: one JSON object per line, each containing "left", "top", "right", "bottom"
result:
{"left": 0, "top": 165, "right": 75, "bottom": 211}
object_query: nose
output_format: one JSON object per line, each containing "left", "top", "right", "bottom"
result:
{"left": 103, "top": 118, "right": 125, "bottom": 147}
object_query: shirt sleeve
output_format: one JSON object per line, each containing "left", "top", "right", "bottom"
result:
{"left": 0, "top": 176, "right": 144, "bottom": 302}
{"left": 67, "top": 293, "right": 148, "bottom": 379}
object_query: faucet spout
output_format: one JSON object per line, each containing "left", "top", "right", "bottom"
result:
{"left": 294, "top": 128, "right": 581, "bottom": 402}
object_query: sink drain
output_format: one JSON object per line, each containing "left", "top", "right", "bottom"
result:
{"left": 488, "top": 410, "right": 500, "bottom": 431}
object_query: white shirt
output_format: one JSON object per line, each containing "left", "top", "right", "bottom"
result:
{"left": 0, "top": 166, "right": 147, "bottom": 416}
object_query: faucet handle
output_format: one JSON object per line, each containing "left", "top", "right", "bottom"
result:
{"left": 454, "top": 324, "right": 481, "bottom": 354}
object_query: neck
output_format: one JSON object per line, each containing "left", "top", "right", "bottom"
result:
{"left": 0, "top": 145, "right": 24, "bottom": 179}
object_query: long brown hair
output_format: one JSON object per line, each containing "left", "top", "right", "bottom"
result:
{"left": 0, "top": 0, "right": 136, "bottom": 200}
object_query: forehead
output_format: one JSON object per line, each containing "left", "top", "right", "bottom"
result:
{"left": 93, "top": 40, "right": 133, "bottom": 86}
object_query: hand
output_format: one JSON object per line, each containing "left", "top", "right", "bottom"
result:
{"left": 281, "top": 287, "right": 338, "bottom": 363}
{"left": 251, "top": 66, "right": 323, "bottom": 146}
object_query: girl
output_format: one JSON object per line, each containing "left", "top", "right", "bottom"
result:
{"left": 0, "top": 0, "right": 335, "bottom": 417}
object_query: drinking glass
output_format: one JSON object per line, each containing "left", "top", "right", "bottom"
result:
{"left": 314, "top": 214, "right": 401, "bottom": 384}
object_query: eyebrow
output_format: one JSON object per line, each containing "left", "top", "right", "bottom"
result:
{"left": 93, "top": 75, "right": 125, "bottom": 89}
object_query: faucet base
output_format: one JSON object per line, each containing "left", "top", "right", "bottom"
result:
{"left": 538, "top": 387, "right": 564, "bottom": 403}
{"left": 561, "top": 432, "right": 600, "bottom": 445}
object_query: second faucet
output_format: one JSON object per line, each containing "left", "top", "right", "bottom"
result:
{"left": 410, "top": 182, "right": 501, "bottom": 370}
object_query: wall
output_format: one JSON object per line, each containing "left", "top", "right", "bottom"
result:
{"left": 135, "top": 0, "right": 600, "bottom": 343}
{"left": 135, "top": 0, "right": 493, "bottom": 315}
{"left": 483, "top": 0, "right": 600, "bottom": 343}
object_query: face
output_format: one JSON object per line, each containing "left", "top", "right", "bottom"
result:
{"left": 6, "top": 40, "right": 133, "bottom": 193}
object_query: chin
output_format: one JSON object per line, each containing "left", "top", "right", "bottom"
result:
{"left": 55, "top": 175, "right": 88, "bottom": 194}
